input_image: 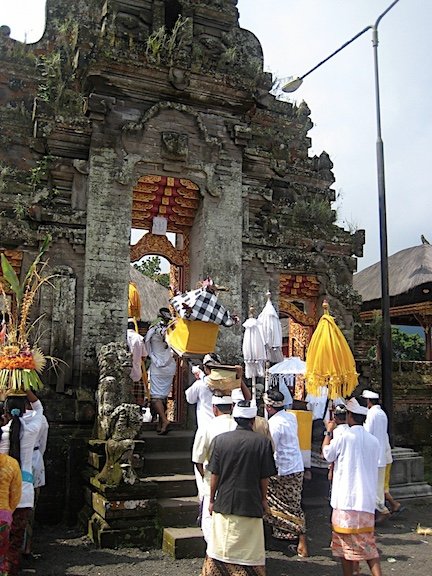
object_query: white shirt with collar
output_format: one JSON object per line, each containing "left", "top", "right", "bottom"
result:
{"left": 192, "top": 413, "right": 236, "bottom": 496}
{"left": 185, "top": 376, "right": 214, "bottom": 430}
{"left": 323, "top": 424, "right": 380, "bottom": 514}
{"left": 0, "top": 399, "right": 44, "bottom": 508}
{"left": 268, "top": 410, "right": 304, "bottom": 476}
{"left": 363, "top": 404, "right": 388, "bottom": 467}
{"left": 332, "top": 422, "right": 349, "bottom": 440}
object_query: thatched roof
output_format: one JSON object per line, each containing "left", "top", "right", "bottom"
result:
{"left": 354, "top": 244, "right": 432, "bottom": 303}
{"left": 129, "top": 266, "right": 170, "bottom": 322}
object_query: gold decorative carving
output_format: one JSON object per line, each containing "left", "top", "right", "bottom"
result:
{"left": 279, "top": 298, "right": 316, "bottom": 327}
{"left": 180, "top": 178, "right": 199, "bottom": 190}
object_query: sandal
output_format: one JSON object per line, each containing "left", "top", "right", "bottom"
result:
{"left": 157, "top": 421, "right": 171, "bottom": 435}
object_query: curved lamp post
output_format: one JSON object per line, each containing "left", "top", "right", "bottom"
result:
{"left": 283, "top": 0, "right": 401, "bottom": 443}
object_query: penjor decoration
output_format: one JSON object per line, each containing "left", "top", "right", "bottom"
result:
{"left": 0, "top": 236, "right": 53, "bottom": 391}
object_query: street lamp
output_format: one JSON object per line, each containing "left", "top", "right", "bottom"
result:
{"left": 283, "top": 0, "right": 400, "bottom": 442}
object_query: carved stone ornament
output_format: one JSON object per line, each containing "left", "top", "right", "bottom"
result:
{"left": 168, "top": 67, "right": 190, "bottom": 91}
{"left": 96, "top": 403, "right": 142, "bottom": 487}
{"left": 115, "top": 153, "right": 143, "bottom": 185}
{"left": 161, "top": 131, "right": 188, "bottom": 160}
{"left": 96, "top": 341, "right": 135, "bottom": 440}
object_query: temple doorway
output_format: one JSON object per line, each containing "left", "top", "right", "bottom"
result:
{"left": 129, "top": 175, "right": 201, "bottom": 424}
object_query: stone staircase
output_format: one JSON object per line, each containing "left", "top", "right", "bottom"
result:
{"left": 80, "top": 428, "right": 206, "bottom": 558}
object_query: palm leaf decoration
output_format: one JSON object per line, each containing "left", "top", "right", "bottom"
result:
{"left": 0, "top": 235, "right": 55, "bottom": 391}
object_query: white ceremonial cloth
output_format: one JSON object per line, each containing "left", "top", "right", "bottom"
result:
{"left": 364, "top": 404, "right": 389, "bottom": 467}
{"left": 242, "top": 317, "right": 266, "bottom": 378}
{"left": 0, "top": 400, "right": 44, "bottom": 508}
{"left": 268, "top": 410, "right": 304, "bottom": 476}
{"left": 185, "top": 375, "right": 214, "bottom": 430}
{"left": 23, "top": 409, "right": 49, "bottom": 488}
{"left": 192, "top": 414, "right": 236, "bottom": 496}
{"left": 127, "top": 329, "right": 148, "bottom": 382}
{"left": 323, "top": 425, "right": 380, "bottom": 513}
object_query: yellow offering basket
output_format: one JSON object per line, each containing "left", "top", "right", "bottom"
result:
{"left": 166, "top": 317, "right": 219, "bottom": 356}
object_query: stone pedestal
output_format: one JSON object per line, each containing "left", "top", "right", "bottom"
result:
{"left": 390, "top": 447, "right": 432, "bottom": 499}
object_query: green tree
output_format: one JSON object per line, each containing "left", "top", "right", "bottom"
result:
{"left": 391, "top": 327, "right": 425, "bottom": 361}
{"left": 134, "top": 256, "right": 170, "bottom": 289}
{"left": 367, "top": 325, "right": 425, "bottom": 361}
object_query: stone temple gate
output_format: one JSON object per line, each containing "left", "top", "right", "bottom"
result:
{"left": 0, "top": 0, "right": 364, "bottom": 523}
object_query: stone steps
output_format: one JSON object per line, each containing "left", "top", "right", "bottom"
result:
{"left": 145, "top": 474, "right": 197, "bottom": 498}
{"left": 158, "top": 496, "right": 200, "bottom": 527}
{"left": 162, "top": 527, "right": 206, "bottom": 560}
{"left": 138, "top": 429, "right": 195, "bottom": 453}
{"left": 83, "top": 427, "right": 206, "bottom": 555}
{"left": 144, "top": 451, "right": 194, "bottom": 476}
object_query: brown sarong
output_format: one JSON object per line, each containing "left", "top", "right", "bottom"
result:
{"left": 265, "top": 472, "right": 306, "bottom": 540}
{"left": 201, "top": 556, "right": 266, "bottom": 576}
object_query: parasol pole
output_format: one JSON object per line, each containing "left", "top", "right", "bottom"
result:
{"left": 263, "top": 292, "right": 272, "bottom": 394}
{"left": 263, "top": 292, "right": 273, "bottom": 421}
{"left": 249, "top": 305, "right": 257, "bottom": 401}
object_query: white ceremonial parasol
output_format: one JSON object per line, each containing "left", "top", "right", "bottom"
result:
{"left": 267, "top": 356, "right": 306, "bottom": 409}
{"left": 268, "top": 356, "right": 306, "bottom": 375}
{"left": 242, "top": 307, "right": 266, "bottom": 399}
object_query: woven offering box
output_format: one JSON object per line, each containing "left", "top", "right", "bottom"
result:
{"left": 206, "top": 364, "right": 240, "bottom": 393}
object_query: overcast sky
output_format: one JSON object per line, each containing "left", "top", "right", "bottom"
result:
{"left": 2, "top": 1, "right": 431, "bottom": 271}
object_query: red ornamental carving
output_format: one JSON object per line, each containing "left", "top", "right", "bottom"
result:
{"left": 132, "top": 175, "right": 200, "bottom": 231}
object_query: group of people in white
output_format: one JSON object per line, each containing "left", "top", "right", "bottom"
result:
{"left": 186, "top": 358, "right": 400, "bottom": 576}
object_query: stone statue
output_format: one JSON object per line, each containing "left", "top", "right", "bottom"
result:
{"left": 96, "top": 403, "right": 142, "bottom": 486}
{"left": 96, "top": 341, "right": 135, "bottom": 440}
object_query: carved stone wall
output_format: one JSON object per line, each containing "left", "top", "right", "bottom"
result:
{"left": 0, "top": 0, "right": 367, "bottom": 521}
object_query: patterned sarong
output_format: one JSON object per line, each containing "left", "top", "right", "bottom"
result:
{"left": 331, "top": 509, "right": 379, "bottom": 561}
{"left": 201, "top": 556, "right": 265, "bottom": 576}
{"left": 7, "top": 508, "right": 31, "bottom": 576}
{"left": 0, "top": 521, "right": 10, "bottom": 574}
{"left": 265, "top": 472, "right": 306, "bottom": 540}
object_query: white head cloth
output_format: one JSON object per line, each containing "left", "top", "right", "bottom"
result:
{"left": 362, "top": 389, "right": 380, "bottom": 399}
{"left": 211, "top": 395, "right": 233, "bottom": 405}
{"left": 345, "top": 398, "right": 368, "bottom": 416}
{"left": 232, "top": 402, "right": 257, "bottom": 419}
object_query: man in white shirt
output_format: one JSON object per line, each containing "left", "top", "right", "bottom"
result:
{"left": 323, "top": 397, "right": 382, "bottom": 576}
{"left": 185, "top": 360, "right": 216, "bottom": 501}
{"left": 263, "top": 388, "right": 308, "bottom": 558}
{"left": 185, "top": 359, "right": 217, "bottom": 431}
{"left": 192, "top": 393, "right": 236, "bottom": 542}
{"left": 362, "top": 390, "right": 391, "bottom": 519}
{"left": 126, "top": 319, "right": 148, "bottom": 405}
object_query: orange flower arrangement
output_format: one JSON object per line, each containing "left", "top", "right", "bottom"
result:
{"left": 0, "top": 237, "right": 51, "bottom": 391}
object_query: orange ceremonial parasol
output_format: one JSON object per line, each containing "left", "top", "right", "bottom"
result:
{"left": 305, "top": 301, "right": 358, "bottom": 400}
{"left": 128, "top": 282, "right": 141, "bottom": 319}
